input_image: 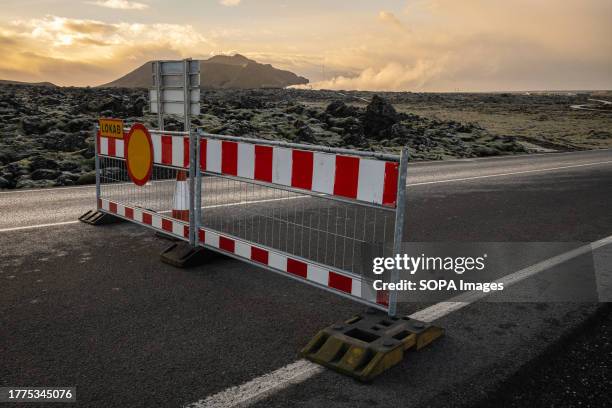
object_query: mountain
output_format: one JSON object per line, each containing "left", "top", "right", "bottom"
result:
{"left": 99, "top": 54, "right": 309, "bottom": 89}
{"left": 0, "top": 79, "right": 57, "bottom": 87}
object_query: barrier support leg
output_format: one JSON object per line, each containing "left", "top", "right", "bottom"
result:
{"left": 301, "top": 308, "right": 443, "bottom": 382}
{"left": 160, "top": 128, "right": 215, "bottom": 268}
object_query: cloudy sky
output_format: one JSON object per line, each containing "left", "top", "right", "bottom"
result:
{"left": 1, "top": 0, "right": 611, "bottom": 90}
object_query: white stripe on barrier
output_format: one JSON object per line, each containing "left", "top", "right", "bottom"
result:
{"left": 152, "top": 214, "right": 162, "bottom": 230}
{"left": 357, "top": 158, "right": 385, "bottom": 204}
{"left": 205, "top": 230, "right": 220, "bottom": 248}
{"left": 272, "top": 147, "right": 292, "bottom": 186}
{"left": 268, "top": 252, "right": 287, "bottom": 272}
{"left": 172, "top": 221, "right": 183, "bottom": 237}
{"left": 235, "top": 241, "right": 251, "bottom": 260}
{"left": 116, "top": 139, "right": 125, "bottom": 158}
{"left": 312, "top": 152, "right": 335, "bottom": 195}
{"left": 172, "top": 137, "right": 184, "bottom": 168}
{"left": 238, "top": 143, "right": 255, "bottom": 179}
{"left": 307, "top": 264, "right": 328, "bottom": 286}
{"left": 100, "top": 137, "right": 109, "bottom": 156}
{"left": 151, "top": 133, "right": 162, "bottom": 164}
{"left": 134, "top": 207, "right": 143, "bottom": 223}
{"left": 207, "top": 139, "right": 222, "bottom": 173}
{"left": 351, "top": 279, "right": 362, "bottom": 298}
{"left": 116, "top": 203, "right": 126, "bottom": 217}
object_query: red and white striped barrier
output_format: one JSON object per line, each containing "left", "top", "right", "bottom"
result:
{"left": 199, "top": 138, "right": 399, "bottom": 208}
{"left": 98, "top": 198, "right": 387, "bottom": 308}
{"left": 97, "top": 130, "right": 399, "bottom": 208}
{"left": 98, "top": 132, "right": 190, "bottom": 169}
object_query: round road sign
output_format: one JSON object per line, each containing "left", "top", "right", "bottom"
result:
{"left": 126, "top": 123, "right": 153, "bottom": 186}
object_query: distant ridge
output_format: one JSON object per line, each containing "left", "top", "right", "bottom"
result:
{"left": 100, "top": 54, "right": 309, "bottom": 89}
{"left": 0, "top": 79, "right": 57, "bottom": 87}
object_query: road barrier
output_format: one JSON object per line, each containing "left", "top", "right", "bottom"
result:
{"left": 91, "top": 122, "right": 408, "bottom": 315}
{"left": 83, "top": 58, "right": 441, "bottom": 381}
{"left": 197, "top": 132, "right": 407, "bottom": 314}
{"left": 95, "top": 125, "right": 195, "bottom": 243}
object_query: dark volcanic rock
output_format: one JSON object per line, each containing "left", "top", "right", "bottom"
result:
{"left": 21, "top": 116, "right": 52, "bottom": 134}
{"left": 31, "top": 168, "right": 60, "bottom": 180}
{"left": 363, "top": 95, "right": 398, "bottom": 139}
{"left": 29, "top": 156, "right": 59, "bottom": 171}
{"left": 294, "top": 125, "right": 315, "bottom": 143}
{"left": 1, "top": 83, "right": 577, "bottom": 189}
{"left": 326, "top": 100, "right": 358, "bottom": 117}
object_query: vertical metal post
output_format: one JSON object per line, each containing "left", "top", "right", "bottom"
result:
{"left": 195, "top": 131, "right": 202, "bottom": 245}
{"left": 155, "top": 61, "right": 164, "bottom": 131}
{"left": 184, "top": 59, "right": 196, "bottom": 246}
{"left": 388, "top": 147, "right": 409, "bottom": 317}
{"left": 94, "top": 126, "right": 100, "bottom": 208}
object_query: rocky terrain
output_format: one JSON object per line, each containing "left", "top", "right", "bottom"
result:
{"left": 0, "top": 84, "right": 610, "bottom": 189}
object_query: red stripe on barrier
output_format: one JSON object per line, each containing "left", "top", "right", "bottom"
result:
{"left": 96, "top": 133, "right": 100, "bottom": 153}
{"left": 198, "top": 228, "right": 205, "bottom": 243}
{"left": 125, "top": 207, "right": 134, "bottom": 220}
{"left": 161, "top": 135, "right": 172, "bottom": 165}
{"left": 109, "top": 202, "right": 117, "bottom": 214}
{"left": 287, "top": 258, "right": 307, "bottom": 278}
{"left": 162, "top": 219, "right": 173, "bottom": 232}
{"left": 382, "top": 162, "right": 399, "bottom": 207}
{"left": 200, "top": 139, "right": 207, "bottom": 171}
{"left": 254, "top": 145, "right": 273, "bottom": 182}
{"left": 142, "top": 213, "right": 152, "bottom": 225}
{"left": 291, "top": 150, "right": 314, "bottom": 190}
{"left": 219, "top": 236, "right": 235, "bottom": 253}
{"left": 328, "top": 271, "right": 352, "bottom": 294}
{"left": 251, "top": 247, "right": 269, "bottom": 264}
{"left": 108, "top": 138, "right": 116, "bottom": 157}
{"left": 376, "top": 290, "right": 390, "bottom": 306}
{"left": 183, "top": 225, "right": 190, "bottom": 239}
{"left": 183, "top": 137, "right": 190, "bottom": 167}
{"left": 123, "top": 132, "right": 129, "bottom": 157}
{"left": 333, "top": 156, "right": 360, "bottom": 199}
{"left": 221, "top": 141, "right": 238, "bottom": 175}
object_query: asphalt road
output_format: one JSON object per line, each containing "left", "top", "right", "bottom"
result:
{"left": 1, "top": 149, "right": 611, "bottom": 407}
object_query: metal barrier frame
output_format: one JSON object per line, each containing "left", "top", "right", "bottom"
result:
{"left": 94, "top": 125, "right": 408, "bottom": 316}
{"left": 195, "top": 130, "right": 408, "bottom": 315}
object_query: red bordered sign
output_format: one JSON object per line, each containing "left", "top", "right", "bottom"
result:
{"left": 126, "top": 123, "right": 153, "bottom": 186}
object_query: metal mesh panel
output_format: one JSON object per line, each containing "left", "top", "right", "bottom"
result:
{"left": 99, "top": 156, "right": 184, "bottom": 215}
{"left": 200, "top": 174, "right": 395, "bottom": 278}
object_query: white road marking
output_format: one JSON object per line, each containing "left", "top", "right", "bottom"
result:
{"left": 0, "top": 221, "right": 80, "bottom": 233}
{"left": 184, "top": 360, "right": 324, "bottom": 408}
{"left": 186, "top": 234, "right": 612, "bottom": 408}
{"left": 410, "top": 234, "right": 612, "bottom": 322}
{"left": 0, "top": 184, "right": 96, "bottom": 194}
{"left": 0, "top": 195, "right": 308, "bottom": 233}
{"left": 408, "top": 160, "right": 612, "bottom": 186}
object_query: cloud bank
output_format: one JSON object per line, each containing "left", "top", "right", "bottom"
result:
{"left": 312, "top": 0, "right": 612, "bottom": 91}
{"left": 89, "top": 0, "right": 149, "bottom": 10}
{"left": 0, "top": 16, "right": 211, "bottom": 86}
{"left": 0, "top": 0, "right": 610, "bottom": 90}
{"left": 219, "top": 0, "right": 241, "bottom": 7}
